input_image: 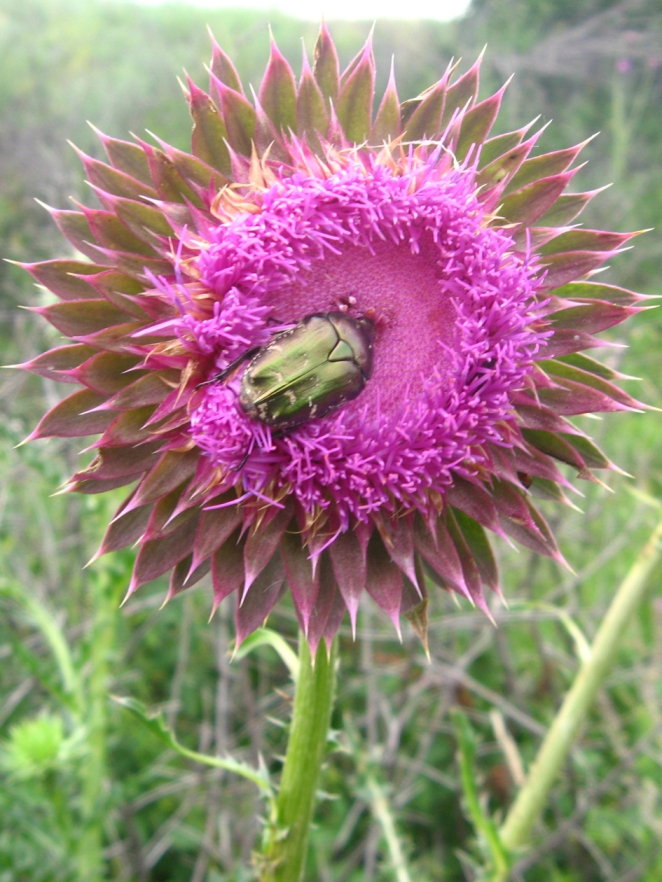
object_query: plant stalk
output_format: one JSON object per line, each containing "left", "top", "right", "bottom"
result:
{"left": 494, "top": 515, "right": 662, "bottom": 876}
{"left": 263, "top": 633, "right": 337, "bottom": 882}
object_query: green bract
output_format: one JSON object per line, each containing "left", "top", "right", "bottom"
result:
{"left": 238, "top": 312, "right": 375, "bottom": 430}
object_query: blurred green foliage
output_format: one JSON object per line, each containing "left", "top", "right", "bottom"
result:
{"left": 1, "top": 0, "right": 662, "bottom": 879}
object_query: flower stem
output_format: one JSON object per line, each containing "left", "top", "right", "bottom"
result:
{"left": 494, "top": 515, "right": 662, "bottom": 875}
{"left": 263, "top": 633, "right": 338, "bottom": 882}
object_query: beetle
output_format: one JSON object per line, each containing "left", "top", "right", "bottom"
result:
{"left": 217, "top": 312, "right": 375, "bottom": 431}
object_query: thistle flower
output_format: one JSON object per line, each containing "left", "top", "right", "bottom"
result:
{"left": 21, "top": 27, "right": 646, "bottom": 652}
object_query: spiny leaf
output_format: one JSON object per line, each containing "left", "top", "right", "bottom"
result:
{"left": 402, "top": 79, "right": 446, "bottom": 142}
{"left": 548, "top": 301, "right": 635, "bottom": 335}
{"left": 35, "top": 299, "right": 132, "bottom": 338}
{"left": 259, "top": 38, "right": 297, "bottom": 134}
{"left": 130, "top": 513, "right": 200, "bottom": 590}
{"left": 500, "top": 172, "right": 577, "bottom": 227}
{"left": 73, "top": 442, "right": 162, "bottom": 483}
{"left": 297, "top": 49, "right": 328, "bottom": 140}
{"left": 537, "top": 189, "right": 603, "bottom": 227}
{"left": 365, "top": 532, "right": 404, "bottom": 628}
{"left": 93, "top": 128, "right": 153, "bottom": 186}
{"left": 72, "top": 351, "right": 143, "bottom": 395}
{"left": 29, "top": 389, "right": 115, "bottom": 440}
{"left": 77, "top": 207, "right": 159, "bottom": 257}
{"left": 187, "top": 78, "right": 232, "bottom": 174}
{"left": 19, "top": 344, "right": 97, "bottom": 382}
{"left": 439, "top": 54, "right": 481, "bottom": 130}
{"left": 371, "top": 61, "right": 401, "bottom": 142}
{"left": 113, "top": 696, "right": 272, "bottom": 791}
{"left": 212, "top": 77, "right": 257, "bottom": 156}
{"left": 95, "top": 407, "right": 157, "bottom": 448}
{"left": 42, "top": 208, "right": 108, "bottom": 264}
{"left": 478, "top": 121, "right": 536, "bottom": 168}
{"left": 21, "top": 259, "right": 105, "bottom": 301}
{"left": 209, "top": 33, "right": 243, "bottom": 94}
{"left": 133, "top": 449, "right": 201, "bottom": 507}
{"left": 506, "top": 140, "right": 589, "bottom": 194}
{"left": 337, "top": 42, "right": 375, "bottom": 143}
{"left": 235, "top": 555, "right": 286, "bottom": 646}
{"left": 313, "top": 21, "right": 339, "bottom": 109}
{"left": 554, "top": 280, "right": 653, "bottom": 307}
{"left": 455, "top": 82, "right": 509, "bottom": 161}
{"left": 72, "top": 145, "right": 157, "bottom": 201}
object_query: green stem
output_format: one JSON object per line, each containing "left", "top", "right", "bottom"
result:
{"left": 263, "top": 633, "right": 338, "bottom": 882}
{"left": 494, "top": 515, "right": 662, "bottom": 876}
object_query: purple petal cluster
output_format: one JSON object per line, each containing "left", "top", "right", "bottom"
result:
{"left": 186, "top": 157, "right": 545, "bottom": 530}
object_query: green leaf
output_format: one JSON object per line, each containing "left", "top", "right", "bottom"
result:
{"left": 189, "top": 80, "right": 232, "bottom": 174}
{"left": 478, "top": 125, "right": 530, "bottom": 168}
{"left": 455, "top": 87, "right": 506, "bottom": 161}
{"left": 402, "top": 79, "right": 446, "bottom": 142}
{"left": 476, "top": 140, "right": 531, "bottom": 191}
{"left": 145, "top": 147, "right": 204, "bottom": 207}
{"left": 553, "top": 280, "right": 650, "bottom": 307}
{"left": 451, "top": 708, "right": 510, "bottom": 876}
{"left": 564, "top": 433, "right": 613, "bottom": 471}
{"left": 113, "top": 696, "right": 272, "bottom": 792}
{"left": 536, "top": 190, "right": 596, "bottom": 226}
{"left": 540, "top": 358, "right": 639, "bottom": 411}
{"left": 453, "top": 510, "right": 499, "bottom": 594}
{"left": 233, "top": 627, "right": 300, "bottom": 680}
{"left": 97, "top": 131, "right": 154, "bottom": 186}
{"left": 133, "top": 448, "right": 201, "bottom": 506}
{"left": 84, "top": 210, "right": 158, "bottom": 257}
{"left": 500, "top": 173, "right": 574, "bottom": 227}
{"left": 106, "top": 369, "right": 180, "bottom": 410}
{"left": 259, "top": 40, "right": 297, "bottom": 134}
{"left": 31, "top": 388, "right": 115, "bottom": 439}
{"left": 313, "top": 22, "right": 339, "bottom": 109}
{"left": 76, "top": 148, "right": 157, "bottom": 201}
{"left": 540, "top": 228, "right": 631, "bottom": 255}
{"left": 371, "top": 68, "right": 401, "bottom": 142}
{"left": 522, "top": 428, "right": 587, "bottom": 469}
{"left": 23, "top": 259, "right": 106, "bottom": 302}
{"left": 337, "top": 45, "right": 374, "bottom": 143}
{"left": 527, "top": 477, "right": 577, "bottom": 506}
{"left": 507, "top": 140, "right": 587, "bottom": 194}
{"left": 297, "top": 55, "right": 328, "bottom": 140}
{"left": 112, "top": 196, "right": 174, "bottom": 238}
{"left": 45, "top": 208, "right": 107, "bottom": 264}
{"left": 439, "top": 56, "right": 480, "bottom": 130}
{"left": 216, "top": 83, "right": 257, "bottom": 156}
{"left": 38, "top": 299, "right": 131, "bottom": 338}
{"left": 210, "top": 36, "right": 243, "bottom": 93}
{"left": 0, "top": 582, "right": 83, "bottom": 714}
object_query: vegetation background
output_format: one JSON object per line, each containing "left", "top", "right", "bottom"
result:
{"left": 1, "top": 0, "right": 662, "bottom": 879}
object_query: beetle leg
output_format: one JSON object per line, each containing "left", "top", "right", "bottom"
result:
{"left": 197, "top": 347, "right": 261, "bottom": 387}
{"left": 230, "top": 436, "right": 255, "bottom": 472}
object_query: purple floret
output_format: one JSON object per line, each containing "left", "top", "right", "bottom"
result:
{"left": 186, "top": 154, "right": 547, "bottom": 525}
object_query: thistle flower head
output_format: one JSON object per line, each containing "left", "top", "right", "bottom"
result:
{"left": 21, "top": 27, "right": 647, "bottom": 652}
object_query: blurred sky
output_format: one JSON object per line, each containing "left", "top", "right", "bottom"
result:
{"left": 123, "top": 0, "right": 472, "bottom": 22}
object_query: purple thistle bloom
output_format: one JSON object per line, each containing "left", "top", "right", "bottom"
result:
{"left": 20, "top": 27, "right": 648, "bottom": 652}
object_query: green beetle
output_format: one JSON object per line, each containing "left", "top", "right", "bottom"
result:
{"left": 235, "top": 312, "right": 375, "bottom": 430}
